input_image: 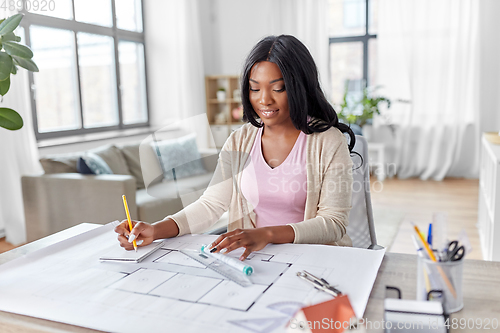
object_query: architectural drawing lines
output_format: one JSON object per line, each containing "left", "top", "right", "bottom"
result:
{"left": 105, "top": 248, "right": 293, "bottom": 312}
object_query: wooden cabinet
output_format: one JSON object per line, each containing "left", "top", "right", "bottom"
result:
{"left": 478, "top": 134, "right": 500, "bottom": 261}
{"left": 205, "top": 75, "right": 245, "bottom": 148}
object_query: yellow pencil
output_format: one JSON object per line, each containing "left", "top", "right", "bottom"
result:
{"left": 122, "top": 195, "right": 137, "bottom": 252}
{"left": 411, "top": 222, "right": 456, "bottom": 298}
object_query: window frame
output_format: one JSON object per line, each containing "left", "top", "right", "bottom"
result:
{"left": 19, "top": 0, "right": 150, "bottom": 140}
{"left": 329, "top": 0, "right": 377, "bottom": 88}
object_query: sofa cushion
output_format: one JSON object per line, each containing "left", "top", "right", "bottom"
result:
{"left": 136, "top": 184, "right": 185, "bottom": 223}
{"left": 78, "top": 153, "right": 113, "bottom": 175}
{"left": 135, "top": 172, "right": 213, "bottom": 222}
{"left": 140, "top": 143, "right": 164, "bottom": 188}
{"left": 120, "top": 143, "right": 145, "bottom": 189}
{"left": 40, "top": 145, "right": 131, "bottom": 176}
{"left": 76, "top": 157, "right": 93, "bottom": 174}
{"left": 143, "top": 177, "right": 205, "bottom": 200}
{"left": 152, "top": 133, "right": 206, "bottom": 181}
{"left": 119, "top": 143, "right": 166, "bottom": 190}
{"left": 172, "top": 172, "right": 213, "bottom": 192}
{"left": 89, "top": 145, "right": 131, "bottom": 176}
{"left": 40, "top": 154, "right": 80, "bottom": 174}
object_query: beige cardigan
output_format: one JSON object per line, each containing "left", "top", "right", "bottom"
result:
{"left": 168, "top": 123, "right": 353, "bottom": 246}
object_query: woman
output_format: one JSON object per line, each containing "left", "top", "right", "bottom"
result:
{"left": 115, "top": 35, "right": 355, "bottom": 260}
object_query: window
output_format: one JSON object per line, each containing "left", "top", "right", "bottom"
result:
{"left": 21, "top": 0, "right": 148, "bottom": 139}
{"left": 329, "top": 0, "right": 377, "bottom": 105}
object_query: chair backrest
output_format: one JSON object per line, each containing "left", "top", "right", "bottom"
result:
{"left": 346, "top": 135, "right": 378, "bottom": 248}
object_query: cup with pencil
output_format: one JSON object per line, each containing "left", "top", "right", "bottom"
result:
{"left": 411, "top": 221, "right": 466, "bottom": 313}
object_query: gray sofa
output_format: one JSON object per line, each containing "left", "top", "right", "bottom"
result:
{"left": 22, "top": 142, "right": 219, "bottom": 242}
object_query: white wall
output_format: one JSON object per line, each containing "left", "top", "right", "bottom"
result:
{"left": 143, "top": 0, "right": 184, "bottom": 128}
{"left": 479, "top": 0, "right": 500, "bottom": 134}
{"left": 198, "top": 0, "right": 278, "bottom": 75}
{"left": 198, "top": 0, "right": 220, "bottom": 75}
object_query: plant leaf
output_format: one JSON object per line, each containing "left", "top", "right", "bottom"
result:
{"left": 0, "top": 14, "right": 23, "bottom": 36}
{"left": 3, "top": 41, "right": 33, "bottom": 59}
{"left": 11, "top": 62, "right": 17, "bottom": 74}
{"left": 2, "top": 32, "right": 17, "bottom": 42}
{"left": 0, "top": 76, "right": 10, "bottom": 95}
{"left": 12, "top": 55, "right": 38, "bottom": 72}
{"left": 0, "top": 107, "right": 23, "bottom": 130}
{"left": 0, "top": 52, "right": 13, "bottom": 80}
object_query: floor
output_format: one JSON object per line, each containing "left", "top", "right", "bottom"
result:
{"left": 0, "top": 237, "right": 17, "bottom": 253}
{"left": 370, "top": 177, "right": 482, "bottom": 260}
{"left": 0, "top": 178, "right": 482, "bottom": 259}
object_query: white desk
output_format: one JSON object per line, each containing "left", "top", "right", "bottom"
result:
{"left": 1, "top": 224, "right": 500, "bottom": 332}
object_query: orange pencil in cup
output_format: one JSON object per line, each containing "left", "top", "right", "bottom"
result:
{"left": 122, "top": 195, "right": 137, "bottom": 252}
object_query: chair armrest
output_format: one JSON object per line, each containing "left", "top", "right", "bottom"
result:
{"left": 22, "top": 173, "right": 137, "bottom": 242}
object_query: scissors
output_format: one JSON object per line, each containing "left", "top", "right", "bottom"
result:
{"left": 444, "top": 240, "right": 465, "bottom": 261}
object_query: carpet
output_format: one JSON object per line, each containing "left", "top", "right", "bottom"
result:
{"left": 373, "top": 208, "right": 406, "bottom": 250}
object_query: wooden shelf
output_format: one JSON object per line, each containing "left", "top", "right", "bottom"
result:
{"left": 205, "top": 75, "right": 244, "bottom": 148}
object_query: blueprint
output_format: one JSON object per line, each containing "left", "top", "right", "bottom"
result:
{"left": 0, "top": 222, "right": 385, "bottom": 333}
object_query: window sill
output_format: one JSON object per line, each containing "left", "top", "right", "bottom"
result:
{"left": 37, "top": 127, "right": 162, "bottom": 149}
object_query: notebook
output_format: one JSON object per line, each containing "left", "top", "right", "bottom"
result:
{"left": 99, "top": 241, "right": 164, "bottom": 263}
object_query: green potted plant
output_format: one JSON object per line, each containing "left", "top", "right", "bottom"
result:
{"left": 0, "top": 14, "right": 39, "bottom": 131}
{"left": 336, "top": 81, "right": 393, "bottom": 135}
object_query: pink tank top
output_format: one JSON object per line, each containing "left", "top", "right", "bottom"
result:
{"left": 240, "top": 127, "right": 307, "bottom": 228}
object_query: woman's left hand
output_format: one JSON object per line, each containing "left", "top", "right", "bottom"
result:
{"left": 209, "top": 228, "right": 272, "bottom": 261}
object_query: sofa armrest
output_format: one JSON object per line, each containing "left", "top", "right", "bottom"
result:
{"left": 22, "top": 173, "right": 137, "bottom": 242}
{"left": 199, "top": 149, "right": 219, "bottom": 173}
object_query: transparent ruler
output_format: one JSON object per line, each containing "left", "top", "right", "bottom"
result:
{"left": 180, "top": 249, "right": 253, "bottom": 287}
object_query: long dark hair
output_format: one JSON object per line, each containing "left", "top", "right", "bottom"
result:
{"left": 241, "top": 35, "right": 356, "bottom": 151}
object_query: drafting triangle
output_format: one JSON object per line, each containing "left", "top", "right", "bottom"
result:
{"left": 267, "top": 301, "right": 304, "bottom": 316}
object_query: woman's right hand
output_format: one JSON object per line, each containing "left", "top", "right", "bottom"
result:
{"left": 114, "top": 220, "right": 155, "bottom": 251}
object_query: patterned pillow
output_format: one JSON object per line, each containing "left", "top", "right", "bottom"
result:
{"left": 77, "top": 153, "right": 113, "bottom": 175}
{"left": 152, "top": 133, "right": 206, "bottom": 180}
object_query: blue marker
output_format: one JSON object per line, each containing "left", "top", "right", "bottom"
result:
{"left": 427, "top": 223, "right": 433, "bottom": 249}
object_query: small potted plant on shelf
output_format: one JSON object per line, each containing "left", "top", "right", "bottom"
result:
{"left": 216, "top": 87, "right": 226, "bottom": 102}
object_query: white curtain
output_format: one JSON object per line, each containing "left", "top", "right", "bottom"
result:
{"left": 377, "top": 0, "right": 480, "bottom": 180}
{"left": 268, "top": 0, "right": 330, "bottom": 98}
{"left": 0, "top": 70, "right": 43, "bottom": 245}
{"left": 144, "top": 0, "right": 208, "bottom": 147}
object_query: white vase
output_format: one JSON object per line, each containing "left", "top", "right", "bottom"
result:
{"left": 216, "top": 91, "right": 226, "bottom": 102}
